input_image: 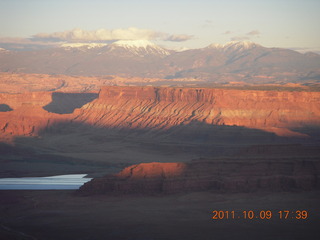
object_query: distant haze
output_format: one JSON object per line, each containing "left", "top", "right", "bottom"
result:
{"left": 1, "top": 41, "right": 319, "bottom": 83}
{"left": 0, "top": 0, "right": 319, "bottom": 53}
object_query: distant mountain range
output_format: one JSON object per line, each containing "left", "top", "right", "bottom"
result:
{"left": 1, "top": 40, "right": 319, "bottom": 83}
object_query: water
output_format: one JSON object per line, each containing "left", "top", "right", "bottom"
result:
{"left": 0, "top": 174, "right": 92, "bottom": 190}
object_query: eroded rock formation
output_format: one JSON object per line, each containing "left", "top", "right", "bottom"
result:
{"left": 0, "top": 86, "right": 320, "bottom": 140}
{"left": 74, "top": 86, "right": 320, "bottom": 136}
{"left": 79, "top": 160, "right": 320, "bottom": 195}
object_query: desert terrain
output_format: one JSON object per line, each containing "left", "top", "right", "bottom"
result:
{"left": 1, "top": 190, "right": 319, "bottom": 240}
{"left": 2, "top": 0, "right": 320, "bottom": 238}
{"left": 1, "top": 76, "right": 320, "bottom": 178}
{"left": 0, "top": 72, "right": 319, "bottom": 239}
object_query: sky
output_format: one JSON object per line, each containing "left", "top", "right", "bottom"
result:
{"left": 0, "top": 0, "right": 319, "bottom": 52}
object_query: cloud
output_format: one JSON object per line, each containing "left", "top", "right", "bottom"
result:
{"left": 164, "top": 34, "right": 194, "bottom": 42}
{"left": 33, "top": 28, "right": 157, "bottom": 42}
{"left": 32, "top": 28, "right": 193, "bottom": 43}
{"left": 289, "top": 47, "right": 320, "bottom": 54}
{"left": 246, "top": 30, "right": 260, "bottom": 36}
{"left": 0, "top": 37, "right": 57, "bottom": 51}
{"left": 230, "top": 30, "right": 261, "bottom": 42}
{"left": 0, "top": 28, "right": 193, "bottom": 51}
{"left": 223, "top": 31, "right": 232, "bottom": 35}
{"left": 230, "top": 36, "right": 250, "bottom": 41}
{"left": 202, "top": 20, "right": 214, "bottom": 29}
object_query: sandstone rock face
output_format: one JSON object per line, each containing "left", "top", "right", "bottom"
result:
{"left": 0, "top": 105, "right": 67, "bottom": 137}
{"left": 0, "top": 92, "right": 70, "bottom": 138}
{"left": 0, "top": 86, "right": 320, "bottom": 139}
{"left": 79, "top": 160, "right": 320, "bottom": 195}
{"left": 74, "top": 86, "right": 320, "bottom": 136}
{"left": 0, "top": 92, "right": 52, "bottom": 110}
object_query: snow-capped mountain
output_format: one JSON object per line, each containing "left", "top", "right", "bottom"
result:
{"left": 207, "top": 41, "right": 261, "bottom": 52}
{"left": 112, "top": 40, "right": 159, "bottom": 49}
{"left": 107, "top": 40, "right": 171, "bottom": 57}
{"left": 61, "top": 43, "right": 107, "bottom": 49}
{"left": 0, "top": 40, "right": 319, "bottom": 83}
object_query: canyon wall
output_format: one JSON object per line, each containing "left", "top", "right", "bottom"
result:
{"left": 0, "top": 92, "right": 69, "bottom": 138}
{"left": 74, "top": 86, "right": 320, "bottom": 136}
{"left": 1, "top": 86, "right": 320, "bottom": 140}
{"left": 0, "top": 92, "right": 52, "bottom": 109}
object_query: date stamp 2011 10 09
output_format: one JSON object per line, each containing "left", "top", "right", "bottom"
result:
{"left": 212, "top": 210, "right": 309, "bottom": 220}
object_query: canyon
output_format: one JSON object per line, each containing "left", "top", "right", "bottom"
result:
{"left": 1, "top": 85, "right": 320, "bottom": 141}
{"left": 1, "top": 84, "right": 320, "bottom": 186}
{"left": 1, "top": 78, "right": 320, "bottom": 240}
{"left": 1, "top": 2, "right": 320, "bottom": 237}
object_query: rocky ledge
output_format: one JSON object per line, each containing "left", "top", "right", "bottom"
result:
{"left": 78, "top": 160, "right": 320, "bottom": 195}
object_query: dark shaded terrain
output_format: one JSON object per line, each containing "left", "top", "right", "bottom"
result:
{"left": 0, "top": 190, "right": 319, "bottom": 240}
{"left": 79, "top": 159, "right": 320, "bottom": 195}
{"left": 2, "top": 120, "right": 318, "bottom": 178}
{"left": 0, "top": 121, "right": 319, "bottom": 240}
{"left": 0, "top": 104, "right": 12, "bottom": 112}
{"left": 43, "top": 92, "right": 98, "bottom": 114}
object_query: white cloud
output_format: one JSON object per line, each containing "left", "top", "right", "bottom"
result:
{"left": 33, "top": 28, "right": 156, "bottom": 42}
{"left": 0, "top": 28, "right": 194, "bottom": 50}
{"left": 289, "top": 47, "right": 320, "bottom": 54}
{"left": 246, "top": 30, "right": 260, "bottom": 36}
{"left": 0, "top": 37, "right": 57, "bottom": 50}
{"left": 202, "top": 20, "right": 214, "bottom": 29}
{"left": 230, "top": 30, "right": 261, "bottom": 42}
{"left": 32, "top": 28, "right": 193, "bottom": 43}
{"left": 164, "top": 34, "right": 194, "bottom": 42}
{"left": 230, "top": 36, "right": 250, "bottom": 41}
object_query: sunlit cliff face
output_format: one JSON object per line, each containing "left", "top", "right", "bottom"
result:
{"left": 116, "top": 162, "right": 187, "bottom": 179}
{"left": 78, "top": 160, "right": 320, "bottom": 195}
{"left": 0, "top": 86, "right": 320, "bottom": 143}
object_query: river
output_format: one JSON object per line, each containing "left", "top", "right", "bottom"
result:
{"left": 0, "top": 174, "right": 92, "bottom": 190}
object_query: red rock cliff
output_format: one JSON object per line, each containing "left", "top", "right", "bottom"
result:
{"left": 74, "top": 86, "right": 320, "bottom": 136}
{"left": 1, "top": 86, "right": 320, "bottom": 139}
{"left": 0, "top": 92, "right": 69, "bottom": 138}
{"left": 0, "top": 92, "right": 52, "bottom": 109}
{"left": 79, "top": 160, "right": 320, "bottom": 195}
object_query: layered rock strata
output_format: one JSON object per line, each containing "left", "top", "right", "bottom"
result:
{"left": 0, "top": 86, "right": 320, "bottom": 139}
{"left": 74, "top": 86, "right": 320, "bottom": 136}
